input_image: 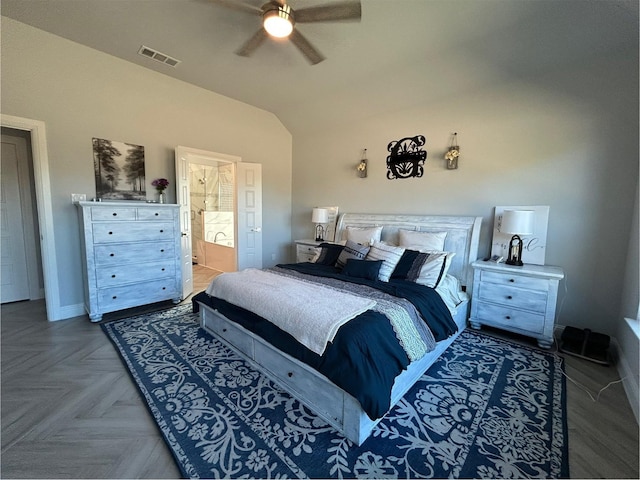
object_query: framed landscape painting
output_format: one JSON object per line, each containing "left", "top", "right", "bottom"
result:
{"left": 93, "top": 137, "right": 146, "bottom": 201}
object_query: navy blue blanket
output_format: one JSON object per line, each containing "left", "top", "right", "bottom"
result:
{"left": 193, "top": 263, "right": 456, "bottom": 420}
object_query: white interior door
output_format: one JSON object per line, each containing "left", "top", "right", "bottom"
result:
{"left": 1, "top": 136, "right": 30, "bottom": 303}
{"left": 237, "top": 163, "right": 262, "bottom": 270}
{"left": 175, "top": 147, "right": 194, "bottom": 299}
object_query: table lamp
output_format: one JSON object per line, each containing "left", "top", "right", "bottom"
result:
{"left": 501, "top": 210, "right": 535, "bottom": 266}
{"left": 312, "top": 208, "right": 329, "bottom": 241}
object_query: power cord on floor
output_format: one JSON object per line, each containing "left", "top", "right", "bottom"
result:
{"left": 552, "top": 326, "right": 625, "bottom": 403}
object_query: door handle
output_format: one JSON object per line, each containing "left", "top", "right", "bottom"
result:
{"left": 181, "top": 232, "right": 188, "bottom": 237}
{"left": 251, "top": 227, "right": 262, "bottom": 232}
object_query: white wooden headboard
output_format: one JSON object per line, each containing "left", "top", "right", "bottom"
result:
{"left": 335, "top": 213, "right": 483, "bottom": 294}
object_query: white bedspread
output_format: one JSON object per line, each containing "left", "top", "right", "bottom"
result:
{"left": 206, "top": 269, "right": 376, "bottom": 355}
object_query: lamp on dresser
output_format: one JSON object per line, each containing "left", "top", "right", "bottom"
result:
{"left": 311, "top": 208, "right": 329, "bottom": 241}
{"left": 500, "top": 209, "right": 535, "bottom": 266}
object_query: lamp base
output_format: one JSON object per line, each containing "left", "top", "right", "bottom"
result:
{"left": 506, "top": 234, "right": 524, "bottom": 266}
{"left": 315, "top": 224, "right": 325, "bottom": 242}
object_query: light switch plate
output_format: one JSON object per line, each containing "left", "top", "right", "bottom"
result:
{"left": 71, "top": 193, "right": 86, "bottom": 204}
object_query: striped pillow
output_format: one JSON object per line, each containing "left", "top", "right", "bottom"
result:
{"left": 365, "top": 241, "right": 406, "bottom": 282}
{"left": 391, "top": 249, "right": 456, "bottom": 288}
{"left": 336, "top": 240, "right": 371, "bottom": 268}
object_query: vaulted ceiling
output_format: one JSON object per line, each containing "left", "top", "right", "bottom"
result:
{"left": 2, "top": 0, "right": 637, "bottom": 134}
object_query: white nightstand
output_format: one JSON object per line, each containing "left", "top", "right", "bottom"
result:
{"left": 469, "top": 260, "right": 564, "bottom": 349}
{"left": 294, "top": 239, "right": 323, "bottom": 262}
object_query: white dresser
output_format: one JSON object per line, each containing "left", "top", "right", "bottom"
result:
{"left": 469, "top": 260, "right": 564, "bottom": 348}
{"left": 76, "top": 201, "right": 182, "bottom": 321}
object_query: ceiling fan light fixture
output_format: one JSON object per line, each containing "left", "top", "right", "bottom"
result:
{"left": 263, "top": 5, "right": 294, "bottom": 38}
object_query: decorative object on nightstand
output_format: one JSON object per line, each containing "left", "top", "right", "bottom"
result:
{"left": 469, "top": 260, "right": 564, "bottom": 349}
{"left": 500, "top": 209, "right": 535, "bottom": 266}
{"left": 445, "top": 132, "right": 460, "bottom": 170}
{"left": 357, "top": 149, "right": 368, "bottom": 178}
{"left": 311, "top": 207, "right": 329, "bottom": 241}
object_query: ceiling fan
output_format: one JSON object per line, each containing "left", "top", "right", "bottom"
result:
{"left": 210, "top": 0, "right": 361, "bottom": 64}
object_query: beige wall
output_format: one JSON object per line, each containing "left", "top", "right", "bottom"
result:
{"left": 292, "top": 48, "right": 639, "bottom": 337}
{"left": 1, "top": 17, "right": 292, "bottom": 313}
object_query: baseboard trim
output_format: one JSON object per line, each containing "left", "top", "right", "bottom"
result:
{"left": 52, "top": 303, "right": 86, "bottom": 322}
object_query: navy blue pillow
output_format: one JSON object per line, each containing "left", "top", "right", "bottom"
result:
{"left": 341, "top": 259, "right": 383, "bottom": 281}
{"left": 315, "top": 243, "right": 344, "bottom": 266}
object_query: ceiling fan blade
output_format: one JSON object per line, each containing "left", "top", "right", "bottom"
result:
{"left": 290, "top": 29, "right": 325, "bottom": 65}
{"left": 235, "top": 28, "right": 268, "bottom": 57}
{"left": 207, "top": 0, "right": 262, "bottom": 16}
{"left": 294, "top": 1, "right": 361, "bottom": 23}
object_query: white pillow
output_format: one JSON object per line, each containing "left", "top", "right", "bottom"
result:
{"left": 365, "top": 241, "right": 405, "bottom": 282}
{"left": 398, "top": 229, "right": 447, "bottom": 251}
{"left": 346, "top": 226, "right": 383, "bottom": 246}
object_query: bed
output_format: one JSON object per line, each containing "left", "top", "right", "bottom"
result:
{"left": 194, "top": 213, "right": 482, "bottom": 445}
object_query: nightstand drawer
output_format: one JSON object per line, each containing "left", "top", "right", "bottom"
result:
{"left": 480, "top": 270, "right": 548, "bottom": 291}
{"left": 474, "top": 301, "right": 545, "bottom": 334}
{"left": 477, "top": 282, "right": 547, "bottom": 313}
{"left": 296, "top": 243, "right": 320, "bottom": 262}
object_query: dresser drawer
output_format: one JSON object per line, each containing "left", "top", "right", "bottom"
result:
{"left": 97, "top": 279, "right": 179, "bottom": 311}
{"left": 254, "top": 341, "right": 344, "bottom": 427}
{"left": 94, "top": 242, "right": 174, "bottom": 266}
{"left": 92, "top": 222, "right": 175, "bottom": 243}
{"left": 480, "top": 270, "right": 548, "bottom": 291}
{"left": 96, "top": 261, "right": 176, "bottom": 287}
{"left": 477, "top": 282, "right": 547, "bottom": 313}
{"left": 91, "top": 207, "right": 137, "bottom": 221}
{"left": 474, "top": 301, "right": 545, "bottom": 334}
{"left": 137, "top": 208, "right": 174, "bottom": 221}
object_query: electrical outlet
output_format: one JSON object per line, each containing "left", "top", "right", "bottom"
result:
{"left": 71, "top": 193, "right": 86, "bottom": 204}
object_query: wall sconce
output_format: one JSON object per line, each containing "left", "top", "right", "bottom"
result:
{"left": 356, "top": 149, "right": 368, "bottom": 178}
{"left": 500, "top": 210, "right": 535, "bottom": 266}
{"left": 445, "top": 132, "right": 460, "bottom": 170}
{"left": 311, "top": 207, "right": 329, "bottom": 241}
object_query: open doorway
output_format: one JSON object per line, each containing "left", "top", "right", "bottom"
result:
{"left": 175, "top": 146, "right": 263, "bottom": 301}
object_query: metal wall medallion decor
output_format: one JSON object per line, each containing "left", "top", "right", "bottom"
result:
{"left": 386, "top": 135, "right": 427, "bottom": 179}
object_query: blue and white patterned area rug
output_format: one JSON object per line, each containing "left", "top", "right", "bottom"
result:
{"left": 102, "top": 304, "right": 569, "bottom": 479}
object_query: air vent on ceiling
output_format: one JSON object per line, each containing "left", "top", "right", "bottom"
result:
{"left": 138, "top": 45, "right": 181, "bottom": 67}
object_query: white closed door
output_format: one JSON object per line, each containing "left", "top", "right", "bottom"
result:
{"left": 237, "top": 162, "right": 262, "bottom": 271}
{"left": 1, "top": 136, "right": 30, "bottom": 303}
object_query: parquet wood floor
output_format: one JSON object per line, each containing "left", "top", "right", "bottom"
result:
{"left": 2, "top": 270, "right": 638, "bottom": 478}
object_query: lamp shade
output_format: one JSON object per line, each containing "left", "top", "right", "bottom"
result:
{"left": 312, "top": 208, "right": 329, "bottom": 224}
{"left": 501, "top": 210, "right": 535, "bottom": 235}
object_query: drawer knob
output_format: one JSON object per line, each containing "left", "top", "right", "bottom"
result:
{"left": 505, "top": 315, "right": 511, "bottom": 320}
{"left": 161, "top": 268, "right": 165, "bottom": 271}
{"left": 108, "top": 231, "right": 113, "bottom": 235}
{"left": 287, "top": 372, "right": 293, "bottom": 378}
{"left": 222, "top": 328, "right": 227, "bottom": 333}
{"left": 160, "top": 249, "right": 165, "bottom": 253}
{"left": 111, "top": 274, "right": 116, "bottom": 278}
{"left": 112, "top": 213, "right": 117, "bottom": 216}
{"left": 507, "top": 295, "right": 513, "bottom": 300}
{"left": 110, "top": 253, "right": 115, "bottom": 257}
{"left": 160, "top": 229, "right": 164, "bottom": 233}
{"left": 112, "top": 295, "right": 117, "bottom": 299}
{"left": 155, "top": 213, "right": 159, "bottom": 216}
{"left": 509, "top": 278, "right": 515, "bottom": 283}
{"left": 162, "top": 287, "right": 166, "bottom": 290}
